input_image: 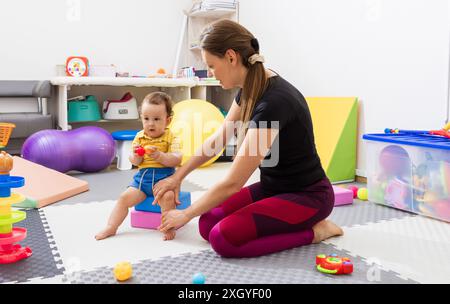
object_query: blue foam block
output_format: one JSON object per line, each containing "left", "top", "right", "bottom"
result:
{"left": 135, "top": 191, "right": 191, "bottom": 213}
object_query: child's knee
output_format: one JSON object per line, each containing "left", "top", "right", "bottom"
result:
{"left": 117, "top": 189, "right": 143, "bottom": 208}
{"left": 158, "top": 190, "right": 175, "bottom": 208}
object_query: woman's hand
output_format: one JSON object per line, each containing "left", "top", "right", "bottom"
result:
{"left": 158, "top": 209, "right": 191, "bottom": 232}
{"left": 153, "top": 176, "right": 182, "bottom": 206}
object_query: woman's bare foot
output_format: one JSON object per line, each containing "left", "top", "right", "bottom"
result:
{"left": 312, "top": 220, "right": 343, "bottom": 244}
{"left": 163, "top": 229, "right": 176, "bottom": 241}
{"left": 95, "top": 226, "right": 117, "bottom": 240}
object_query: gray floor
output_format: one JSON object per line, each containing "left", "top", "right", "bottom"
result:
{"left": 0, "top": 209, "right": 65, "bottom": 283}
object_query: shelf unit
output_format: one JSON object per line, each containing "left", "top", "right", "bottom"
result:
{"left": 51, "top": 76, "right": 237, "bottom": 131}
{"left": 173, "top": 1, "right": 239, "bottom": 76}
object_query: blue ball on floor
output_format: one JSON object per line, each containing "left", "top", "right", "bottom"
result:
{"left": 192, "top": 273, "right": 206, "bottom": 284}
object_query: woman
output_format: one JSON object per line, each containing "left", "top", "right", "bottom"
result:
{"left": 153, "top": 19, "right": 343, "bottom": 258}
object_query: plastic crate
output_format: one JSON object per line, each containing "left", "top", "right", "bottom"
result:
{"left": 363, "top": 133, "right": 450, "bottom": 222}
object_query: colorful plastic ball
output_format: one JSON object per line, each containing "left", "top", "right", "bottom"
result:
{"left": 348, "top": 186, "right": 359, "bottom": 199}
{"left": 192, "top": 272, "right": 206, "bottom": 284}
{"left": 113, "top": 261, "right": 133, "bottom": 282}
{"left": 379, "top": 145, "right": 411, "bottom": 177}
{"left": 357, "top": 188, "right": 368, "bottom": 201}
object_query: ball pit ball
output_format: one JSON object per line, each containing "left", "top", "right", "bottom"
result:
{"left": 113, "top": 261, "right": 133, "bottom": 281}
{"left": 192, "top": 272, "right": 206, "bottom": 284}
{"left": 348, "top": 186, "right": 359, "bottom": 199}
{"left": 357, "top": 188, "right": 368, "bottom": 201}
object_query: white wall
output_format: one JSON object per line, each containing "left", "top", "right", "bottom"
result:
{"left": 1, "top": 0, "right": 449, "bottom": 177}
{"left": 0, "top": 0, "right": 191, "bottom": 79}
{"left": 239, "top": 0, "right": 450, "bottom": 176}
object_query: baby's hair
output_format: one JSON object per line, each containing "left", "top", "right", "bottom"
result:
{"left": 140, "top": 92, "right": 173, "bottom": 116}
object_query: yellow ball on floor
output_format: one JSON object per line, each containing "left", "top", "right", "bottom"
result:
{"left": 113, "top": 261, "right": 133, "bottom": 281}
{"left": 357, "top": 188, "right": 368, "bottom": 201}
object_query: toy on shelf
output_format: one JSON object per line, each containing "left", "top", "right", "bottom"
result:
{"left": 66, "top": 56, "right": 89, "bottom": 77}
{"left": 134, "top": 145, "right": 156, "bottom": 157}
{"left": 68, "top": 95, "right": 101, "bottom": 123}
{"left": 0, "top": 151, "right": 32, "bottom": 264}
{"left": 102, "top": 92, "right": 139, "bottom": 120}
{"left": 316, "top": 254, "right": 353, "bottom": 275}
{"left": 178, "top": 67, "right": 196, "bottom": 78}
{"left": 154, "top": 68, "right": 170, "bottom": 78}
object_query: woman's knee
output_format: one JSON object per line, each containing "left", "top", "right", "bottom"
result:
{"left": 208, "top": 223, "right": 240, "bottom": 258}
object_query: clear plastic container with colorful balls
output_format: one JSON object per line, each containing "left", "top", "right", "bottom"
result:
{"left": 363, "top": 133, "right": 450, "bottom": 222}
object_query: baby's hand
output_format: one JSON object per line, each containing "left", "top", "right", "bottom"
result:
{"left": 133, "top": 144, "right": 145, "bottom": 156}
{"left": 146, "top": 146, "right": 161, "bottom": 159}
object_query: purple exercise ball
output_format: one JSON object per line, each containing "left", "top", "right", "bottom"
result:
{"left": 22, "top": 126, "right": 116, "bottom": 173}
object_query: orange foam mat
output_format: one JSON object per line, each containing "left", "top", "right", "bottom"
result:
{"left": 10, "top": 156, "right": 89, "bottom": 208}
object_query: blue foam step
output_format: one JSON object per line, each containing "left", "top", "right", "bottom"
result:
{"left": 135, "top": 191, "right": 191, "bottom": 213}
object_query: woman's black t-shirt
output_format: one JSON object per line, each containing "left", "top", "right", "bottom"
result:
{"left": 235, "top": 75, "right": 326, "bottom": 195}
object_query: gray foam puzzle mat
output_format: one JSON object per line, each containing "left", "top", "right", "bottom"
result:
{"left": 59, "top": 169, "right": 206, "bottom": 205}
{"left": 2, "top": 165, "right": 440, "bottom": 284}
{"left": 63, "top": 243, "right": 417, "bottom": 284}
{"left": 0, "top": 209, "right": 65, "bottom": 283}
{"left": 329, "top": 200, "right": 416, "bottom": 228}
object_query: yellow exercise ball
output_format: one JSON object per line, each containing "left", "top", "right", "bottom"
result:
{"left": 169, "top": 99, "right": 225, "bottom": 168}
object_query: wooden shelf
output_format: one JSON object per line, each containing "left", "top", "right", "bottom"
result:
{"left": 189, "top": 45, "right": 201, "bottom": 51}
{"left": 51, "top": 77, "right": 197, "bottom": 88}
{"left": 69, "top": 119, "right": 140, "bottom": 124}
{"left": 188, "top": 8, "right": 236, "bottom": 18}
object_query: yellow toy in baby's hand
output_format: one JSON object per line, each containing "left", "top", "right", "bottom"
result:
{"left": 144, "top": 145, "right": 156, "bottom": 154}
{"left": 113, "top": 261, "right": 133, "bottom": 282}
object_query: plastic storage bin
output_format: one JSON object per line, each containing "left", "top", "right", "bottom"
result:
{"left": 363, "top": 133, "right": 450, "bottom": 222}
{"left": 68, "top": 95, "right": 101, "bottom": 123}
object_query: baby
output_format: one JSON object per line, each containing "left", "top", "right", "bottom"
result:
{"left": 95, "top": 92, "right": 182, "bottom": 241}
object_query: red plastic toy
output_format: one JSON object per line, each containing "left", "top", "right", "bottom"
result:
{"left": 134, "top": 145, "right": 156, "bottom": 157}
{"left": 134, "top": 146, "right": 146, "bottom": 157}
{"left": 316, "top": 254, "right": 353, "bottom": 275}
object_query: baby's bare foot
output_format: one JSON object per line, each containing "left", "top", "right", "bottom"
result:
{"left": 163, "top": 229, "right": 176, "bottom": 241}
{"left": 312, "top": 220, "right": 343, "bottom": 244}
{"left": 95, "top": 226, "right": 117, "bottom": 240}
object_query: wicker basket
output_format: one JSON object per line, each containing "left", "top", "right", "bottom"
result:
{"left": 0, "top": 123, "right": 16, "bottom": 148}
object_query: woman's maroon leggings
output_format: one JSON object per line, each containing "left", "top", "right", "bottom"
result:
{"left": 199, "top": 177, "right": 335, "bottom": 258}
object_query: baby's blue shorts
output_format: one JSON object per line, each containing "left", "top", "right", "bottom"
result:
{"left": 130, "top": 167, "right": 175, "bottom": 197}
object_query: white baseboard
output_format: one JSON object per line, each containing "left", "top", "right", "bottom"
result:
{"left": 356, "top": 169, "right": 366, "bottom": 178}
